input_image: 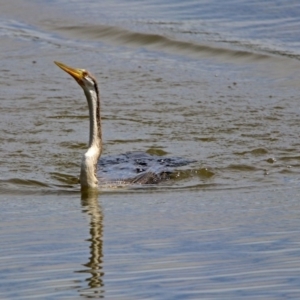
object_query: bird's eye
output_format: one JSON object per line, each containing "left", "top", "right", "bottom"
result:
{"left": 82, "top": 71, "right": 88, "bottom": 77}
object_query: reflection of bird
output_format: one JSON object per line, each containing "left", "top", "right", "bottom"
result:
{"left": 80, "top": 191, "right": 104, "bottom": 294}
{"left": 55, "top": 61, "right": 192, "bottom": 190}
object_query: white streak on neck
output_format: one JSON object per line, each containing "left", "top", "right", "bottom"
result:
{"left": 80, "top": 88, "right": 102, "bottom": 189}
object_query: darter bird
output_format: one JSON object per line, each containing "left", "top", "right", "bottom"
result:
{"left": 54, "top": 61, "right": 192, "bottom": 190}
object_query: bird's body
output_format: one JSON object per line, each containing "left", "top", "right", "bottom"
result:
{"left": 54, "top": 61, "right": 191, "bottom": 190}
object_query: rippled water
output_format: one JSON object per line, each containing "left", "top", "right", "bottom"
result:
{"left": 1, "top": 0, "right": 300, "bottom": 298}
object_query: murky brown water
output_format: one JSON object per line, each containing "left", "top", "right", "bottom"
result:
{"left": 1, "top": 0, "right": 300, "bottom": 298}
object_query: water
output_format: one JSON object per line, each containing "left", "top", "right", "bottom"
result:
{"left": 1, "top": 0, "right": 300, "bottom": 298}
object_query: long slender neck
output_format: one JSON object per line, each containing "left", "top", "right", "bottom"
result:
{"left": 80, "top": 86, "right": 102, "bottom": 189}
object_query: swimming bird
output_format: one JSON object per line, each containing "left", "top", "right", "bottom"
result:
{"left": 54, "top": 61, "right": 191, "bottom": 190}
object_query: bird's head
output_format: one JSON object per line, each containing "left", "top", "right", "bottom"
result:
{"left": 54, "top": 61, "right": 97, "bottom": 91}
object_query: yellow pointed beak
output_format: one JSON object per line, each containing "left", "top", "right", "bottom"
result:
{"left": 54, "top": 61, "right": 84, "bottom": 84}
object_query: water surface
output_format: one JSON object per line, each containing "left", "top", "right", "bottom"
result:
{"left": 1, "top": 0, "right": 300, "bottom": 298}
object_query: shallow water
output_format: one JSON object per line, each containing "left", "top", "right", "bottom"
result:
{"left": 1, "top": 0, "right": 300, "bottom": 298}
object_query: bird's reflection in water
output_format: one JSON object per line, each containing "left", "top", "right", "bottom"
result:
{"left": 78, "top": 190, "right": 104, "bottom": 298}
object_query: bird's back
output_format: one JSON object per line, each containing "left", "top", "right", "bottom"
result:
{"left": 97, "top": 152, "right": 192, "bottom": 186}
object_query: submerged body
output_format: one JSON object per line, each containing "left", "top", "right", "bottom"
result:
{"left": 54, "top": 61, "right": 191, "bottom": 189}
{"left": 98, "top": 151, "right": 192, "bottom": 186}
